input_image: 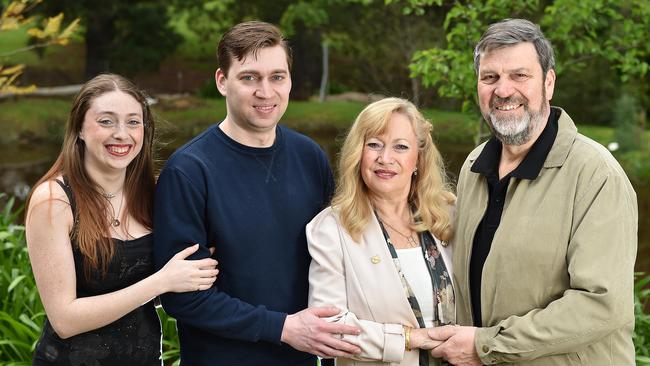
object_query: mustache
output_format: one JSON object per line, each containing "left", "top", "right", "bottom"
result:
{"left": 490, "top": 95, "right": 527, "bottom": 108}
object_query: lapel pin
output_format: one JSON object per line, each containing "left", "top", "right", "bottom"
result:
{"left": 371, "top": 255, "right": 381, "bottom": 264}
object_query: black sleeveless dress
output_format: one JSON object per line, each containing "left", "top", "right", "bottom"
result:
{"left": 33, "top": 179, "right": 162, "bottom": 366}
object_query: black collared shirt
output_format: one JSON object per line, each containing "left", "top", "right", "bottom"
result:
{"left": 469, "top": 108, "right": 560, "bottom": 326}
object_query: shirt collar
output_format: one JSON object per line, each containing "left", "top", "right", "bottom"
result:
{"left": 471, "top": 107, "right": 561, "bottom": 180}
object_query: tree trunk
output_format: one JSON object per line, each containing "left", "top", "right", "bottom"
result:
{"left": 84, "top": 12, "right": 116, "bottom": 80}
{"left": 411, "top": 75, "right": 420, "bottom": 107}
{"left": 319, "top": 41, "right": 329, "bottom": 102}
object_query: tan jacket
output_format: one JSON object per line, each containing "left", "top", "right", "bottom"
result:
{"left": 453, "top": 109, "right": 637, "bottom": 365}
{"left": 307, "top": 206, "right": 454, "bottom": 366}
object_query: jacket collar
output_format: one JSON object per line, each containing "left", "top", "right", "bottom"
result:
{"left": 467, "top": 107, "right": 576, "bottom": 174}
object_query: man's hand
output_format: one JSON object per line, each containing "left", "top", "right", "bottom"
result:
{"left": 429, "top": 325, "right": 482, "bottom": 366}
{"left": 410, "top": 328, "right": 445, "bottom": 350}
{"left": 281, "top": 306, "right": 361, "bottom": 358}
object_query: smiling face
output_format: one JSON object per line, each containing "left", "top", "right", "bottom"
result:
{"left": 79, "top": 90, "right": 144, "bottom": 175}
{"left": 477, "top": 42, "right": 555, "bottom": 146}
{"left": 215, "top": 45, "right": 291, "bottom": 144}
{"left": 360, "top": 112, "right": 419, "bottom": 202}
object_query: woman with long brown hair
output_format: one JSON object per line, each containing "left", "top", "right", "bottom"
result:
{"left": 26, "top": 74, "right": 218, "bottom": 365}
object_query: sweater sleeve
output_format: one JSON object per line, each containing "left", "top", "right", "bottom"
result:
{"left": 153, "top": 163, "right": 287, "bottom": 344}
{"left": 307, "top": 210, "right": 406, "bottom": 363}
{"left": 475, "top": 170, "right": 637, "bottom": 364}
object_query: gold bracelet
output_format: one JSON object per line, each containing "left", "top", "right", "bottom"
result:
{"left": 404, "top": 326, "right": 412, "bottom": 351}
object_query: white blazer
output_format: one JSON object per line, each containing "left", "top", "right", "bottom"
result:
{"left": 307, "top": 206, "right": 454, "bottom": 366}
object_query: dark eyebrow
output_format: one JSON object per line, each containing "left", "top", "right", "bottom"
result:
{"left": 236, "top": 70, "right": 261, "bottom": 77}
{"left": 97, "top": 111, "right": 142, "bottom": 117}
{"left": 236, "top": 69, "right": 288, "bottom": 77}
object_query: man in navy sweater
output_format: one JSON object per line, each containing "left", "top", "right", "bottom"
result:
{"left": 153, "top": 21, "right": 361, "bottom": 365}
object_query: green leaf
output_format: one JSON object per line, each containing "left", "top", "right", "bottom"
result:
{"left": 7, "top": 275, "right": 26, "bottom": 292}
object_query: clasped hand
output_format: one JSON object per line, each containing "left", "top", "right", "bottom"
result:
{"left": 427, "top": 325, "right": 482, "bottom": 366}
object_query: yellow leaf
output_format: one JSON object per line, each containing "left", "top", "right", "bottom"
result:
{"left": 0, "top": 18, "right": 21, "bottom": 30}
{"left": 0, "top": 64, "right": 26, "bottom": 76}
{"left": 27, "top": 13, "right": 64, "bottom": 39}
{"left": 3, "top": 2, "right": 27, "bottom": 18}
{"left": 58, "top": 17, "right": 80, "bottom": 39}
{"left": 42, "top": 13, "right": 64, "bottom": 36}
{"left": 26, "top": 27, "right": 43, "bottom": 38}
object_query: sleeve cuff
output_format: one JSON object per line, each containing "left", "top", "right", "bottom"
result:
{"left": 261, "top": 310, "right": 287, "bottom": 344}
{"left": 475, "top": 325, "right": 501, "bottom": 365}
{"left": 382, "top": 323, "right": 405, "bottom": 363}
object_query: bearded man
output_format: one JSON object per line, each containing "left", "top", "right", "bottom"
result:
{"left": 427, "top": 18, "right": 638, "bottom": 366}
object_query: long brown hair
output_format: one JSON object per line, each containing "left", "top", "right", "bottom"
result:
{"left": 26, "top": 73, "right": 156, "bottom": 277}
{"left": 332, "top": 97, "right": 455, "bottom": 242}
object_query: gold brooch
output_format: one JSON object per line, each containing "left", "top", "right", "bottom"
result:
{"left": 371, "top": 255, "right": 381, "bottom": 264}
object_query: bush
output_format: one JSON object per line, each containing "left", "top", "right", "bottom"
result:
{"left": 0, "top": 194, "right": 44, "bottom": 364}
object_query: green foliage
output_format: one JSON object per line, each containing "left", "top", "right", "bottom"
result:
{"left": 409, "top": 0, "right": 539, "bottom": 113}
{"left": 107, "top": 3, "right": 182, "bottom": 76}
{"left": 158, "top": 308, "right": 181, "bottom": 366}
{"left": 385, "top": 0, "right": 442, "bottom": 15}
{"left": 169, "top": 0, "right": 235, "bottom": 58}
{"left": 542, "top": 0, "right": 650, "bottom": 82}
{"left": 0, "top": 0, "right": 79, "bottom": 94}
{"left": 613, "top": 94, "right": 643, "bottom": 153}
{"left": 0, "top": 194, "right": 44, "bottom": 364}
{"left": 634, "top": 273, "right": 650, "bottom": 365}
{"left": 280, "top": 1, "right": 329, "bottom": 36}
{"left": 406, "top": 0, "right": 650, "bottom": 116}
{"left": 37, "top": 0, "right": 181, "bottom": 77}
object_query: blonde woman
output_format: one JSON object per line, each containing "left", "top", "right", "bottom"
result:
{"left": 307, "top": 98, "right": 455, "bottom": 366}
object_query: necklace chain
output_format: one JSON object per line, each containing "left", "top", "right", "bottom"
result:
{"left": 106, "top": 193, "right": 123, "bottom": 227}
{"left": 379, "top": 217, "right": 419, "bottom": 248}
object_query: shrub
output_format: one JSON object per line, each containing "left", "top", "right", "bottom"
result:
{"left": 0, "top": 194, "right": 44, "bottom": 364}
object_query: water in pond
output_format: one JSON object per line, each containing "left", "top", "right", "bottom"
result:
{"left": 1, "top": 127, "right": 648, "bottom": 273}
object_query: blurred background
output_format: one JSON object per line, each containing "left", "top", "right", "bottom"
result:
{"left": 1, "top": 0, "right": 649, "bottom": 364}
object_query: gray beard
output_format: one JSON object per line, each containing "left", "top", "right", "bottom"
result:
{"left": 489, "top": 110, "right": 535, "bottom": 146}
{"left": 486, "top": 100, "right": 547, "bottom": 146}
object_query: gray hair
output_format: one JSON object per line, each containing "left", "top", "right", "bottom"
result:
{"left": 474, "top": 18, "right": 555, "bottom": 76}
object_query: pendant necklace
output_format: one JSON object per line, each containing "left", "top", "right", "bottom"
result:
{"left": 106, "top": 192, "right": 123, "bottom": 227}
{"left": 379, "top": 217, "right": 419, "bottom": 247}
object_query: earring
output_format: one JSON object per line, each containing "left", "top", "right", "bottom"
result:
{"left": 413, "top": 169, "right": 418, "bottom": 176}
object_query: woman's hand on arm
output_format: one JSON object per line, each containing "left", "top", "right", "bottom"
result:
{"left": 26, "top": 182, "right": 219, "bottom": 339}
{"left": 154, "top": 244, "right": 218, "bottom": 293}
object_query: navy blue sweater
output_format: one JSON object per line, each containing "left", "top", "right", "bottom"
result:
{"left": 153, "top": 124, "right": 334, "bottom": 366}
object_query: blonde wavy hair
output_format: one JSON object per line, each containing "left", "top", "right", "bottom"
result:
{"left": 331, "top": 97, "right": 455, "bottom": 242}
